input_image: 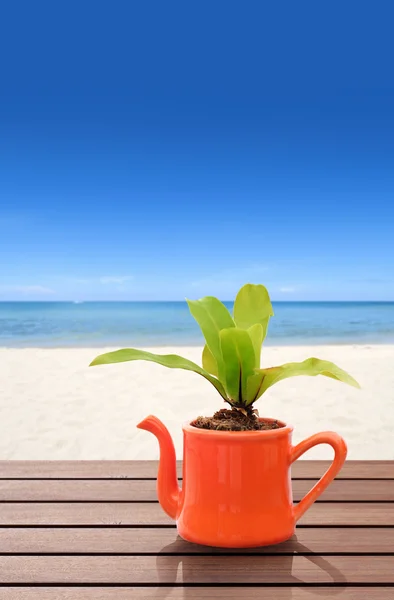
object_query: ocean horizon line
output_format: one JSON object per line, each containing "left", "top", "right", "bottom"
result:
{"left": 1, "top": 300, "right": 394, "bottom": 304}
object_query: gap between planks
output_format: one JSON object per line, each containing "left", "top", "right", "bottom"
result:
{"left": 1, "top": 588, "right": 394, "bottom": 600}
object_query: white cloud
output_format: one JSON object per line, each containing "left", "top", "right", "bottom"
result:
{"left": 0, "top": 285, "right": 55, "bottom": 295}
{"left": 99, "top": 276, "right": 133, "bottom": 285}
{"left": 279, "top": 286, "right": 295, "bottom": 293}
{"left": 72, "top": 276, "right": 134, "bottom": 285}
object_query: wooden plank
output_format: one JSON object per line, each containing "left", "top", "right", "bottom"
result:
{"left": 1, "top": 479, "right": 393, "bottom": 501}
{"left": 0, "top": 503, "right": 171, "bottom": 526}
{"left": 0, "top": 526, "right": 393, "bottom": 554}
{"left": 0, "top": 480, "right": 160, "bottom": 502}
{"left": 0, "top": 460, "right": 392, "bottom": 479}
{"left": 0, "top": 555, "right": 394, "bottom": 583}
{"left": 0, "top": 502, "right": 392, "bottom": 526}
{"left": 1, "top": 588, "right": 392, "bottom": 600}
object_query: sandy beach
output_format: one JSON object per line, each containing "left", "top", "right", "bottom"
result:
{"left": 0, "top": 344, "right": 393, "bottom": 460}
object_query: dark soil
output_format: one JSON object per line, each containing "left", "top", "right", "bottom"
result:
{"left": 191, "top": 408, "right": 282, "bottom": 432}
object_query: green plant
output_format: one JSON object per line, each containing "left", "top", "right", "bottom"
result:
{"left": 90, "top": 284, "right": 360, "bottom": 408}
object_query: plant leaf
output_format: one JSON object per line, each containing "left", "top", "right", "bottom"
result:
{"left": 202, "top": 344, "right": 218, "bottom": 376}
{"left": 219, "top": 328, "right": 257, "bottom": 404}
{"left": 233, "top": 284, "right": 274, "bottom": 342}
{"left": 247, "top": 323, "right": 264, "bottom": 368}
{"left": 186, "top": 296, "right": 235, "bottom": 382}
{"left": 250, "top": 357, "right": 360, "bottom": 403}
{"left": 90, "top": 348, "right": 227, "bottom": 400}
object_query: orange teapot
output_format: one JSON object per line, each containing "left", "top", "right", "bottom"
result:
{"left": 138, "top": 415, "right": 347, "bottom": 548}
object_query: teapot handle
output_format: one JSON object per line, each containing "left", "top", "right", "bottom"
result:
{"left": 290, "top": 432, "right": 347, "bottom": 522}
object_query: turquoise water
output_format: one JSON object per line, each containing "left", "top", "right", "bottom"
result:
{"left": 0, "top": 301, "right": 393, "bottom": 347}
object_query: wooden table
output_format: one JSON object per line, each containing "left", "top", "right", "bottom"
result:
{"left": 0, "top": 460, "right": 393, "bottom": 599}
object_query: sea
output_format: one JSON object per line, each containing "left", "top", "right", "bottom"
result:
{"left": 0, "top": 301, "right": 393, "bottom": 347}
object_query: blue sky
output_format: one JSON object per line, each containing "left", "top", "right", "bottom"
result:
{"left": 1, "top": 1, "right": 393, "bottom": 301}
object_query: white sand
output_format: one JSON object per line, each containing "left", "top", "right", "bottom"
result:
{"left": 0, "top": 345, "right": 393, "bottom": 460}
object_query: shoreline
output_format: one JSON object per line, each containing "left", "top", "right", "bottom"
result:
{"left": 1, "top": 340, "right": 394, "bottom": 349}
{"left": 1, "top": 344, "right": 393, "bottom": 461}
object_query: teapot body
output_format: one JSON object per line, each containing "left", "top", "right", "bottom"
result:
{"left": 138, "top": 415, "right": 347, "bottom": 548}
{"left": 177, "top": 419, "right": 296, "bottom": 547}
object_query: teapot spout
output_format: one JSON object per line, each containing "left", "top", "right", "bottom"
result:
{"left": 137, "top": 415, "right": 180, "bottom": 520}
